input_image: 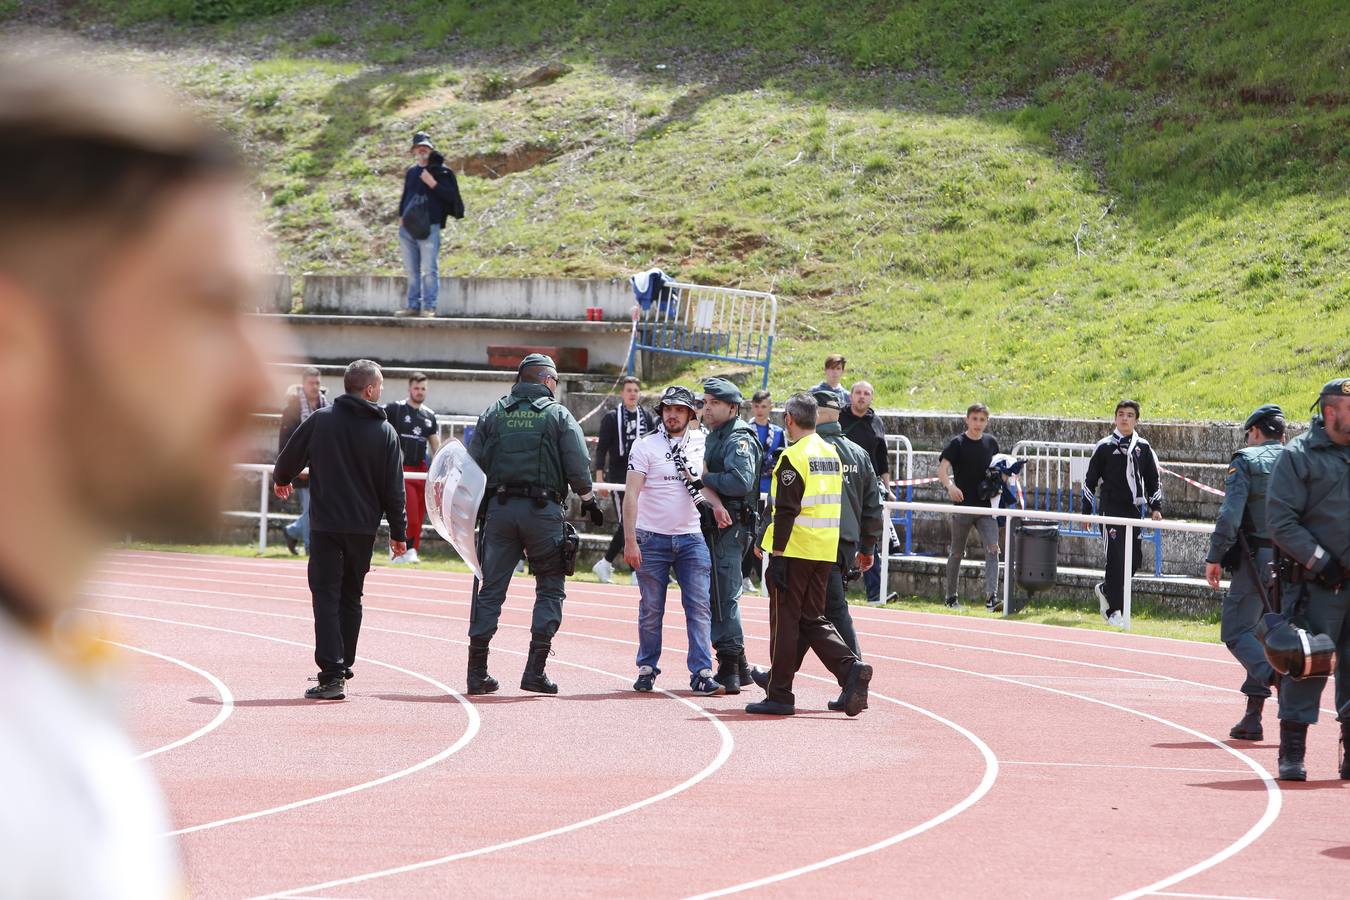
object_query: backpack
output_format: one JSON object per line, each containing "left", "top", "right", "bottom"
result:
{"left": 402, "top": 193, "right": 431, "bottom": 240}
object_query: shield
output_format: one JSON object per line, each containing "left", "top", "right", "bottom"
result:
{"left": 424, "top": 439, "right": 487, "bottom": 579}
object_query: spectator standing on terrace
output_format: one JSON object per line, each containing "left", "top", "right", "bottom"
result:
{"left": 937, "top": 403, "right": 1001, "bottom": 611}
{"left": 385, "top": 372, "right": 440, "bottom": 563}
{"left": 841, "top": 380, "right": 891, "bottom": 603}
{"left": 395, "top": 131, "right": 464, "bottom": 318}
{"left": 1082, "top": 400, "right": 1164, "bottom": 629}
{"left": 279, "top": 367, "right": 328, "bottom": 555}
{"left": 810, "top": 353, "right": 850, "bottom": 408}
{"left": 592, "top": 376, "right": 656, "bottom": 583}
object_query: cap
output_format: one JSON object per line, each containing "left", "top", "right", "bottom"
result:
{"left": 656, "top": 385, "right": 698, "bottom": 413}
{"left": 516, "top": 352, "right": 556, "bottom": 374}
{"left": 1318, "top": 378, "right": 1350, "bottom": 399}
{"left": 702, "top": 377, "right": 742, "bottom": 405}
{"left": 1242, "top": 404, "right": 1284, "bottom": 430}
{"left": 812, "top": 389, "right": 844, "bottom": 411}
{"left": 412, "top": 131, "right": 435, "bottom": 149}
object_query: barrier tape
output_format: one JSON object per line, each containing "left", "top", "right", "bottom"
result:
{"left": 891, "top": 476, "right": 940, "bottom": 488}
{"left": 1160, "top": 466, "right": 1225, "bottom": 497}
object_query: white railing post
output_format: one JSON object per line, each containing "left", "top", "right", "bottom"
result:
{"left": 257, "top": 472, "right": 269, "bottom": 554}
{"left": 1002, "top": 514, "right": 1014, "bottom": 617}
{"left": 1123, "top": 524, "right": 1134, "bottom": 631}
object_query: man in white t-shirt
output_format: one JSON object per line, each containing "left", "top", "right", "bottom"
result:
{"left": 0, "top": 52, "right": 282, "bottom": 896}
{"left": 623, "top": 386, "right": 730, "bottom": 696}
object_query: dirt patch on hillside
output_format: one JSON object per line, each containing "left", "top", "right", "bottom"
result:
{"left": 447, "top": 142, "right": 561, "bottom": 178}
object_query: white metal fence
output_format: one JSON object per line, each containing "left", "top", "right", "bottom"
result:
{"left": 627, "top": 280, "right": 777, "bottom": 389}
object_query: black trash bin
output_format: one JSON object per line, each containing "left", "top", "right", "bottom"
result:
{"left": 1014, "top": 523, "right": 1060, "bottom": 594}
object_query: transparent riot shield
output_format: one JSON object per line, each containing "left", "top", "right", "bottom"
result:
{"left": 424, "top": 439, "right": 487, "bottom": 579}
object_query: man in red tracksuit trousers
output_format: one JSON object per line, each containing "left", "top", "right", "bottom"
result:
{"left": 385, "top": 372, "right": 440, "bottom": 563}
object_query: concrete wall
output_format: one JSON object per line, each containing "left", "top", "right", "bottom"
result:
{"left": 302, "top": 275, "right": 633, "bottom": 319}
{"left": 260, "top": 274, "right": 293, "bottom": 312}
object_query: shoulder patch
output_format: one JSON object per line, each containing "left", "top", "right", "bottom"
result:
{"left": 780, "top": 469, "right": 797, "bottom": 486}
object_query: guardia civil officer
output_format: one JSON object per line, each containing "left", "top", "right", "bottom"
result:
{"left": 1267, "top": 378, "right": 1350, "bottom": 781}
{"left": 748, "top": 391, "right": 871, "bottom": 716}
{"left": 699, "top": 377, "right": 764, "bottom": 693}
{"left": 814, "top": 389, "right": 885, "bottom": 664}
{"left": 465, "top": 353, "right": 603, "bottom": 695}
{"left": 1203, "top": 404, "right": 1286, "bottom": 741}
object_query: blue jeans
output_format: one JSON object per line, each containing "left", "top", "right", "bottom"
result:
{"left": 634, "top": 530, "right": 714, "bottom": 676}
{"left": 398, "top": 224, "right": 440, "bottom": 311}
{"left": 284, "top": 485, "right": 311, "bottom": 553}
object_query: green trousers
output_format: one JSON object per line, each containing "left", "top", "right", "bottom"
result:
{"left": 469, "top": 497, "right": 567, "bottom": 642}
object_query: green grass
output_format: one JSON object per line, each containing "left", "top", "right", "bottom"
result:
{"left": 69, "top": 1, "right": 1350, "bottom": 419}
{"left": 119, "top": 542, "right": 1220, "bottom": 643}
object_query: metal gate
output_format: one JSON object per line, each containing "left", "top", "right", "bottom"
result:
{"left": 626, "top": 280, "right": 777, "bottom": 389}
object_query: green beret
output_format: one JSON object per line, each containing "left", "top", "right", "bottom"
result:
{"left": 517, "top": 352, "right": 557, "bottom": 374}
{"left": 1242, "top": 404, "right": 1283, "bottom": 430}
{"left": 812, "top": 389, "right": 844, "bottom": 411}
{"left": 1318, "top": 378, "right": 1350, "bottom": 399}
{"left": 702, "top": 377, "right": 743, "bottom": 405}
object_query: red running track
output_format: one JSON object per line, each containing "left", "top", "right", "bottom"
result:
{"left": 85, "top": 550, "right": 1350, "bottom": 898}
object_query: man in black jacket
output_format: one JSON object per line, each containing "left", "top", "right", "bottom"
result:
{"left": 274, "top": 359, "right": 409, "bottom": 699}
{"left": 277, "top": 366, "right": 327, "bottom": 555}
{"left": 396, "top": 131, "right": 464, "bottom": 318}
{"left": 840, "top": 380, "right": 891, "bottom": 603}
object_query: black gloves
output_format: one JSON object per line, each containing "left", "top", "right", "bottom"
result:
{"left": 1322, "top": 558, "right": 1346, "bottom": 587}
{"left": 581, "top": 497, "right": 605, "bottom": 527}
{"left": 768, "top": 554, "right": 789, "bottom": 590}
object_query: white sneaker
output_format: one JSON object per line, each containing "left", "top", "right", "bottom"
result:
{"left": 515, "top": 560, "right": 526, "bottom": 574}
{"left": 404, "top": 547, "right": 420, "bottom": 563}
{"left": 592, "top": 558, "right": 615, "bottom": 583}
{"left": 629, "top": 571, "right": 639, "bottom": 586}
{"left": 390, "top": 552, "right": 409, "bottom": 564}
{"left": 1094, "top": 581, "right": 1108, "bottom": 617}
{"left": 741, "top": 576, "right": 756, "bottom": 594}
{"left": 1106, "top": 610, "right": 1124, "bottom": 628}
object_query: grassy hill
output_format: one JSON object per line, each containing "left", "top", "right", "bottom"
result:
{"left": 18, "top": 0, "right": 1349, "bottom": 419}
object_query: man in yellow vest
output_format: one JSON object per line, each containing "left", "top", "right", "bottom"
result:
{"left": 747, "top": 392, "right": 873, "bottom": 716}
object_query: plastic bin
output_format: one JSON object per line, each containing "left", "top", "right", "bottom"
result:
{"left": 1014, "top": 524, "right": 1060, "bottom": 594}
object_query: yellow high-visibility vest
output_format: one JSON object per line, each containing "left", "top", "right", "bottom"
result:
{"left": 761, "top": 431, "right": 843, "bottom": 562}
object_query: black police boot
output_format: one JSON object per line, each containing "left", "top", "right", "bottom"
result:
{"left": 520, "top": 636, "right": 558, "bottom": 694}
{"left": 1228, "top": 695, "right": 1264, "bottom": 741}
{"left": 466, "top": 638, "right": 498, "bottom": 696}
{"left": 714, "top": 653, "right": 741, "bottom": 695}
{"left": 1277, "top": 720, "right": 1308, "bottom": 782}
{"left": 737, "top": 652, "right": 755, "bottom": 687}
{"left": 1340, "top": 720, "right": 1350, "bottom": 780}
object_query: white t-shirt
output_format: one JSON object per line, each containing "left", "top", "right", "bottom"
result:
{"left": 628, "top": 429, "right": 706, "bottom": 535}
{"left": 0, "top": 614, "right": 181, "bottom": 899}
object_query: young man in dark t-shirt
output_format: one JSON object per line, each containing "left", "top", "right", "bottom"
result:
{"left": 384, "top": 372, "right": 439, "bottom": 563}
{"left": 938, "top": 403, "right": 1001, "bottom": 610}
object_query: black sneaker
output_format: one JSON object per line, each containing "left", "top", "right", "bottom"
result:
{"left": 690, "top": 670, "right": 727, "bottom": 696}
{"left": 344, "top": 668, "right": 354, "bottom": 681}
{"left": 944, "top": 595, "right": 960, "bottom": 609}
{"left": 304, "top": 676, "right": 345, "bottom": 700}
{"left": 284, "top": 533, "right": 299, "bottom": 556}
{"left": 633, "top": 666, "right": 658, "bottom": 692}
{"left": 986, "top": 594, "right": 1002, "bottom": 612}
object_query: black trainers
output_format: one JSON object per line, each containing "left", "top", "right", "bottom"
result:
{"left": 745, "top": 699, "right": 795, "bottom": 715}
{"left": 344, "top": 668, "right": 354, "bottom": 681}
{"left": 304, "top": 676, "right": 345, "bottom": 700}
{"left": 690, "top": 670, "right": 727, "bottom": 696}
{"left": 986, "top": 593, "right": 1002, "bottom": 612}
{"left": 944, "top": 595, "right": 960, "bottom": 609}
{"left": 839, "top": 661, "right": 872, "bottom": 717}
{"left": 634, "top": 666, "right": 659, "bottom": 692}
{"left": 284, "top": 533, "right": 299, "bottom": 556}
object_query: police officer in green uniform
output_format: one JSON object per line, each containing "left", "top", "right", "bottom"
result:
{"left": 1203, "top": 404, "right": 1286, "bottom": 741}
{"left": 699, "top": 377, "right": 763, "bottom": 693}
{"left": 465, "top": 353, "right": 603, "bottom": 695}
{"left": 813, "top": 389, "right": 885, "bottom": 660}
{"left": 1268, "top": 378, "right": 1350, "bottom": 781}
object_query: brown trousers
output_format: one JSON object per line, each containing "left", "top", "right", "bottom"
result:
{"left": 766, "top": 556, "right": 860, "bottom": 706}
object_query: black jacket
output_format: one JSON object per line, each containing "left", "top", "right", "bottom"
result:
{"left": 397, "top": 152, "right": 464, "bottom": 228}
{"left": 273, "top": 394, "right": 408, "bottom": 541}
{"left": 1081, "top": 431, "right": 1163, "bottom": 517}
{"left": 840, "top": 406, "right": 889, "bottom": 480}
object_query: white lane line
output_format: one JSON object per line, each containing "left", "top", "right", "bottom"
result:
{"left": 109, "top": 640, "right": 235, "bottom": 762}
{"left": 683, "top": 688, "right": 998, "bottom": 900}
{"left": 1003, "top": 761, "right": 1250, "bottom": 775}
{"left": 97, "top": 590, "right": 990, "bottom": 900}
{"left": 107, "top": 555, "right": 1235, "bottom": 663}
{"left": 85, "top": 610, "right": 481, "bottom": 837}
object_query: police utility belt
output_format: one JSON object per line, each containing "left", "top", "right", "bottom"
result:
{"left": 1276, "top": 553, "right": 1345, "bottom": 590}
{"left": 495, "top": 484, "right": 562, "bottom": 507}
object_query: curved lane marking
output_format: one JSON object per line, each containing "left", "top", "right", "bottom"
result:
{"left": 84, "top": 609, "right": 480, "bottom": 837}
{"left": 108, "top": 640, "right": 235, "bottom": 762}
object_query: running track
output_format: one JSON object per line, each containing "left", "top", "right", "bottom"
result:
{"left": 87, "top": 550, "right": 1350, "bottom": 898}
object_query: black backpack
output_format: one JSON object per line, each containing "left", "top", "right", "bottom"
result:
{"left": 402, "top": 193, "right": 431, "bottom": 240}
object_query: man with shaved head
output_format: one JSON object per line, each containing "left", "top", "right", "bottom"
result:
{"left": 0, "top": 46, "right": 283, "bottom": 895}
{"left": 840, "top": 380, "right": 892, "bottom": 604}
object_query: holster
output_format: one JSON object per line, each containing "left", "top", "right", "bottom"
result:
{"left": 559, "top": 522, "right": 580, "bottom": 576}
